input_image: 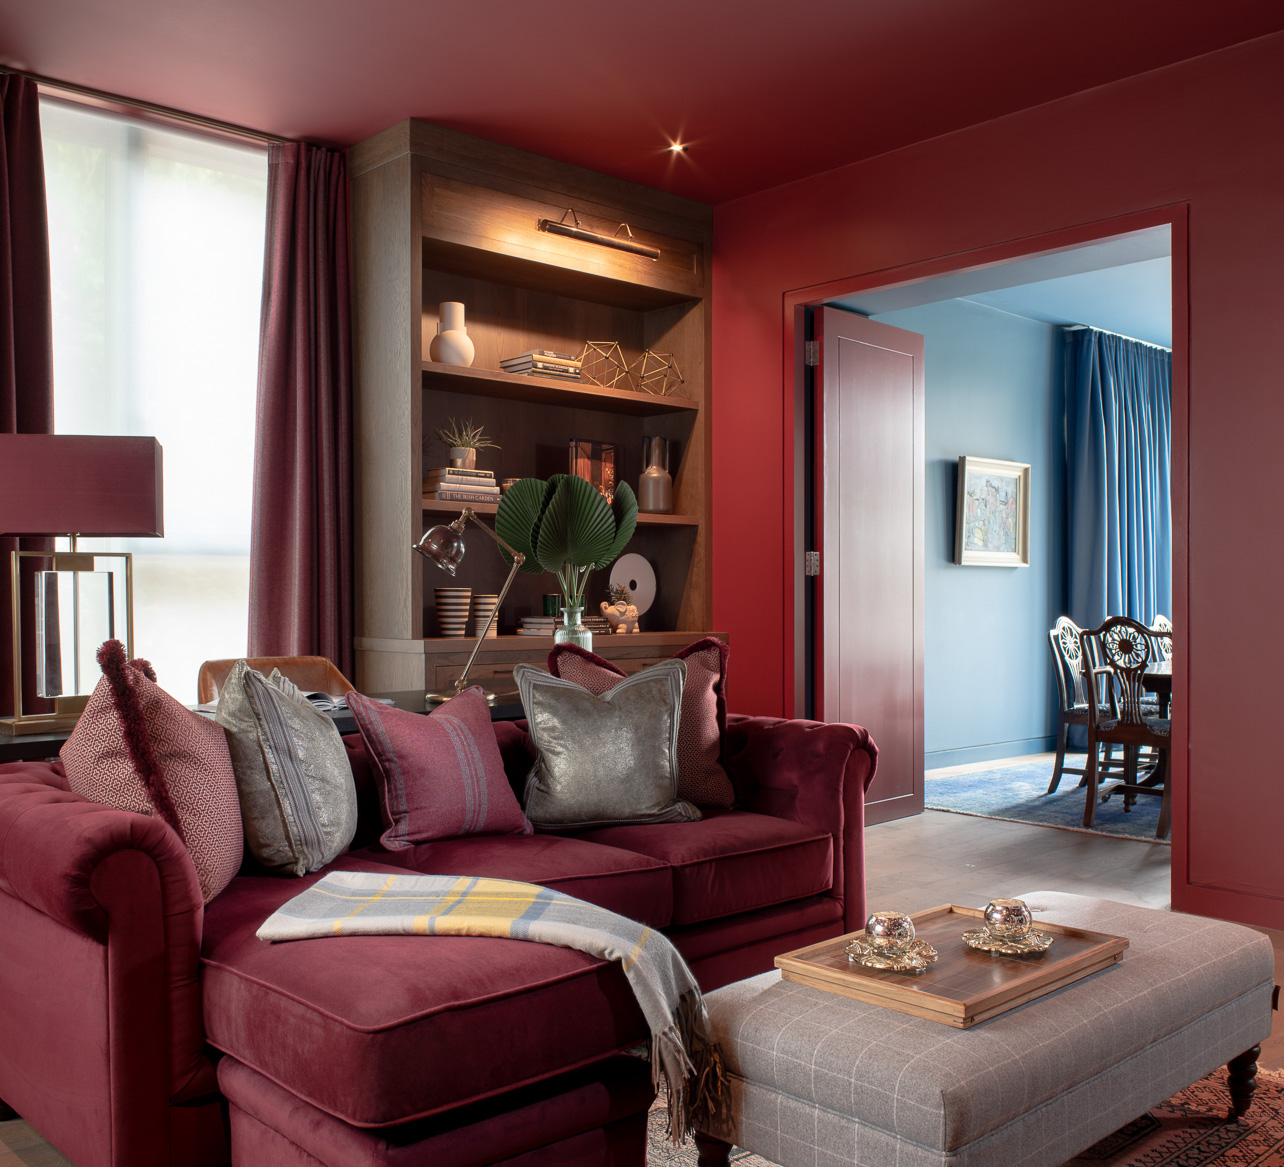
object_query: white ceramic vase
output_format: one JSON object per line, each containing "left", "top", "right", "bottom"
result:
{"left": 428, "top": 301, "right": 475, "bottom": 367}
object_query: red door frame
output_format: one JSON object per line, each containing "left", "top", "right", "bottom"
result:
{"left": 780, "top": 205, "right": 1189, "bottom": 895}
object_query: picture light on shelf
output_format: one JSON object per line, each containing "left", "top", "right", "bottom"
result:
{"left": 536, "top": 208, "right": 660, "bottom": 261}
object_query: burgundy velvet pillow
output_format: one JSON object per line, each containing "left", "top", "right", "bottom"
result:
{"left": 548, "top": 637, "right": 734, "bottom": 808}
{"left": 61, "top": 639, "right": 243, "bottom": 903}
{"left": 347, "top": 688, "right": 532, "bottom": 849}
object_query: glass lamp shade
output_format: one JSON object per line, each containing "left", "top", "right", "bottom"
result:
{"left": 414, "top": 524, "right": 466, "bottom": 575}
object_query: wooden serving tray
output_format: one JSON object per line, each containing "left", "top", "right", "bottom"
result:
{"left": 775, "top": 904, "right": 1128, "bottom": 1028}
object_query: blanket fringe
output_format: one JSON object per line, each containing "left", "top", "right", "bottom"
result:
{"left": 655, "top": 987, "right": 730, "bottom": 1142}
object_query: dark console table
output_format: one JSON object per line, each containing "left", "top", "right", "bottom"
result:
{"left": 0, "top": 689, "right": 524, "bottom": 764}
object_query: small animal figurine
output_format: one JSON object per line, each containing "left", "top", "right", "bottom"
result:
{"left": 601, "top": 583, "right": 640, "bottom": 634}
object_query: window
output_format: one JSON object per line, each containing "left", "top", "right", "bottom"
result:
{"left": 41, "top": 99, "right": 268, "bottom": 703}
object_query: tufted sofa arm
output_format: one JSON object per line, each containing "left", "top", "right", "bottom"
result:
{"left": 722, "top": 715, "right": 877, "bottom": 933}
{"left": 0, "top": 762, "right": 221, "bottom": 1166}
{"left": 0, "top": 764, "right": 202, "bottom": 940}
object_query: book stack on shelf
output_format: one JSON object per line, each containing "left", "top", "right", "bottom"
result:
{"left": 519, "top": 613, "right": 615, "bottom": 637}
{"left": 499, "top": 350, "right": 582, "bottom": 381}
{"left": 423, "top": 466, "right": 501, "bottom": 505}
{"left": 518, "top": 615, "right": 558, "bottom": 637}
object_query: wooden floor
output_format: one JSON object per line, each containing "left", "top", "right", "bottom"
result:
{"left": 2, "top": 792, "right": 1281, "bottom": 1163}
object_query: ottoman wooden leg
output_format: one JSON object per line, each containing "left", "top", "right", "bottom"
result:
{"left": 1227, "top": 1044, "right": 1260, "bottom": 1120}
{"left": 693, "top": 1131, "right": 733, "bottom": 1165}
{"left": 0, "top": 1097, "right": 17, "bottom": 1121}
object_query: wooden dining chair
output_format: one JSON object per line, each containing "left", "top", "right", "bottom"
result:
{"left": 1150, "top": 614, "right": 1174, "bottom": 662}
{"left": 1079, "top": 616, "right": 1174, "bottom": 839}
{"left": 196, "top": 656, "right": 356, "bottom": 705}
{"left": 1046, "top": 617, "right": 1124, "bottom": 794}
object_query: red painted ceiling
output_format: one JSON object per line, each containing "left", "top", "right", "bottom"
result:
{"left": 2, "top": 0, "right": 1281, "bottom": 203}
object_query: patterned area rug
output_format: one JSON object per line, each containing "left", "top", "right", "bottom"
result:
{"left": 924, "top": 755, "right": 1168, "bottom": 843}
{"left": 647, "top": 1069, "right": 1284, "bottom": 1165}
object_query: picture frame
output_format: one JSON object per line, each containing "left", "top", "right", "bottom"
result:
{"left": 954, "top": 456, "right": 1030, "bottom": 567}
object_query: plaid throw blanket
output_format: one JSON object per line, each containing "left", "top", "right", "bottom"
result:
{"left": 257, "top": 870, "right": 726, "bottom": 1139}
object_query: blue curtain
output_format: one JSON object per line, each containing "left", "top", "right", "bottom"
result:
{"left": 1066, "top": 328, "right": 1172, "bottom": 631}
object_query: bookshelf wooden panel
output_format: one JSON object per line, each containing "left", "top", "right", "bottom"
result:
{"left": 350, "top": 120, "right": 714, "bottom": 692}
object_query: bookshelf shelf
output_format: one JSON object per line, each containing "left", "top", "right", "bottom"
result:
{"left": 420, "top": 362, "right": 697, "bottom": 416}
{"left": 421, "top": 497, "right": 699, "bottom": 526}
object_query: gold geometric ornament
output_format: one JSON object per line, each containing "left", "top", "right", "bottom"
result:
{"left": 576, "top": 341, "right": 632, "bottom": 390}
{"left": 631, "top": 350, "right": 684, "bottom": 396}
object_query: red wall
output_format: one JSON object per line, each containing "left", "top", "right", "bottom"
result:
{"left": 711, "top": 33, "right": 1284, "bottom": 927}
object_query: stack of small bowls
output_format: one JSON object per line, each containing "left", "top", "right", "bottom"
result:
{"left": 472, "top": 594, "right": 499, "bottom": 638}
{"left": 435, "top": 587, "right": 472, "bottom": 637}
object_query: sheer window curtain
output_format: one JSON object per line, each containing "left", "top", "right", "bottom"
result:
{"left": 41, "top": 100, "right": 266, "bottom": 703}
{"left": 1066, "top": 327, "right": 1173, "bottom": 631}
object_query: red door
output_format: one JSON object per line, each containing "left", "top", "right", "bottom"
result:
{"left": 814, "top": 307, "right": 924, "bottom": 824}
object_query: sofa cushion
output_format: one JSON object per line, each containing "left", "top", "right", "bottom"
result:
{"left": 348, "top": 688, "right": 532, "bottom": 848}
{"left": 515, "top": 661, "right": 699, "bottom": 831}
{"left": 61, "top": 640, "right": 242, "bottom": 904}
{"left": 346, "top": 833, "right": 674, "bottom": 928}
{"left": 548, "top": 638, "right": 735, "bottom": 808}
{"left": 216, "top": 661, "right": 358, "bottom": 876}
{"left": 575, "top": 810, "right": 833, "bottom": 926}
{"left": 201, "top": 862, "right": 650, "bottom": 1128}
{"left": 219, "top": 1053, "right": 656, "bottom": 1167}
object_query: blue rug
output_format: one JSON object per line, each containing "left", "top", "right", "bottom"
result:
{"left": 924, "top": 756, "right": 1168, "bottom": 844}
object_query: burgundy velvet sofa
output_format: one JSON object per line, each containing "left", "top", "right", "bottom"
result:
{"left": 0, "top": 713, "right": 876, "bottom": 1167}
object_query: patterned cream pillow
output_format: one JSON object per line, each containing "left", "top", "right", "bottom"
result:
{"left": 216, "top": 660, "right": 358, "bottom": 875}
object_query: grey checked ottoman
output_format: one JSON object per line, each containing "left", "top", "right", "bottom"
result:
{"left": 694, "top": 893, "right": 1275, "bottom": 1167}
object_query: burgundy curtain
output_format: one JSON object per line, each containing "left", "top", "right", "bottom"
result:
{"left": 248, "top": 142, "right": 354, "bottom": 679}
{"left": 0, "top": 74, "right": 55, "bottom": 719}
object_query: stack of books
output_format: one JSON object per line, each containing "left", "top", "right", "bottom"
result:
{"left": 517, "top": 614, "right": 615, "bottom": 637}
{"left": 423, "top": 466, "right": 501, "bottom": 505}
{"left": 499, "top": 350, "right": 582, "bottom": 381}
{"left": 518, "top": 615, "right": 559, "bottom": 637}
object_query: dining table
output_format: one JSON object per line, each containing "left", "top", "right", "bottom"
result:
{"left": 1143, "top": 660, "right": 1172, "bottom": 718}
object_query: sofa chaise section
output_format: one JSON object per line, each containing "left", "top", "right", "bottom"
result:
{"left": 0, "top": 711, "right": 876, "bottom": 1166}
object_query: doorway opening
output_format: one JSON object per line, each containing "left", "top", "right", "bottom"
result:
{"left": 791, "top": 214, "right": 1180, "bottom": 865}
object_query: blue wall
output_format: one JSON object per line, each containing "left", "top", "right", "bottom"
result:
{"left": 870, "top": 299, "right": 1065, "bottom": 767}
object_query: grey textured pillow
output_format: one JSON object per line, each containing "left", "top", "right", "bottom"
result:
{"left": 215, "top": 660, "right": 358, "bottom": 875}
{"left": 514, "top": 660, "right": 701, "bottom": 831}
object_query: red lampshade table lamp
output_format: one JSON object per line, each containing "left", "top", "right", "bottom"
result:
{"left": 0, "top": 434, "right": 164, "bottom": 733}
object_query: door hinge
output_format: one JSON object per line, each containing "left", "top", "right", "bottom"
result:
{"left": 803, "top": 340, "right": 820, "bottom": 367}
{"left": 804, "top": 551, "right": 821, "bottom": 577}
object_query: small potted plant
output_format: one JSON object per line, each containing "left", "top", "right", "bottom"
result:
{"left": 435, "top": 417, "right": 499, "bottom": 471}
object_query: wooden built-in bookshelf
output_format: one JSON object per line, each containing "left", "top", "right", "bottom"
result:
{"left": 349, "top": 120, "right": 715, "bottom": 692}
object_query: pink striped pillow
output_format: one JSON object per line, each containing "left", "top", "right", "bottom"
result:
{"left": 347, "top": 687, "right": 532, "bottom": 849}
{"left": 548, "top": 638, "right": 734, "bottom": 808}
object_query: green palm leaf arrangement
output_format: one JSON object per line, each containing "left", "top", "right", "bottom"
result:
{"left": 496, "top": 475, "right": 638, "bottom": 607}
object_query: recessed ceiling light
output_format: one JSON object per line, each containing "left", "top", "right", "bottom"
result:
{"left": 669, "top": 143, "right": 686, "bottom": 153}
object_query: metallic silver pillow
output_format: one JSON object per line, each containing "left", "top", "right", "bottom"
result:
{"left": 216, "top": 660, "right": 358, "bottom": 875}
{"left": 514, "top": 660, "right": 701, "bottom": 831}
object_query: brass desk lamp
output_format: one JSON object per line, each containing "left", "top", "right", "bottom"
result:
{"left": 412, "top": 507, "right": 524, "bottom": 705}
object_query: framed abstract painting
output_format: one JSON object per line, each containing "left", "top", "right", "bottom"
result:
{"left": 954, "top": 456, "right": 1030, "bottom": 567}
